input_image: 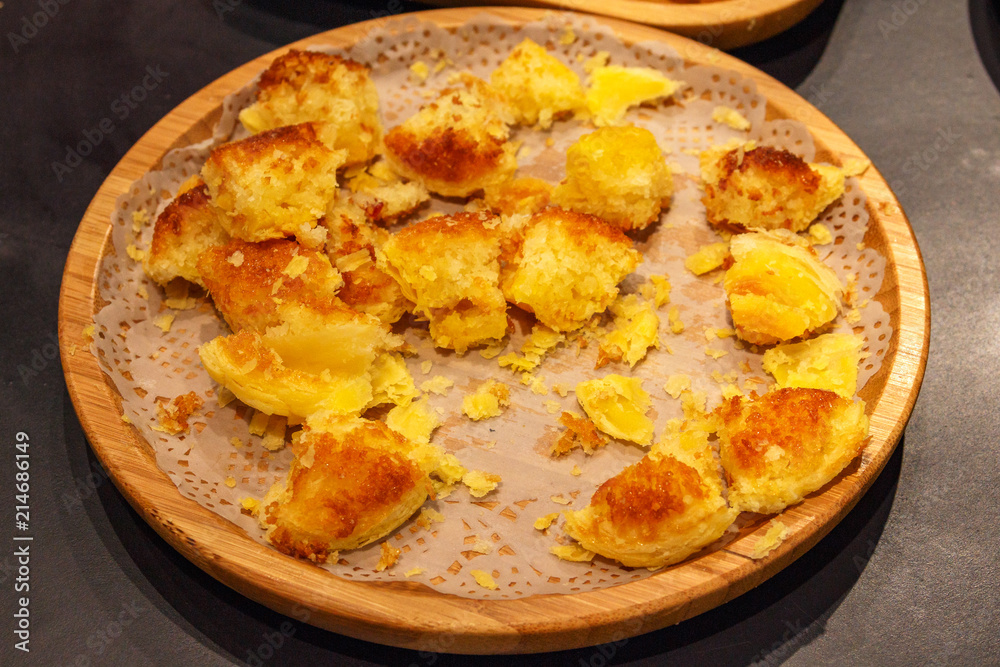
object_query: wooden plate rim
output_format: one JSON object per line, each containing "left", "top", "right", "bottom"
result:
{"left": 58, "top": 6, "right": 930, "bottom": 654}
{"left": 422, "top": 0, "right": 826, "bottom": 49}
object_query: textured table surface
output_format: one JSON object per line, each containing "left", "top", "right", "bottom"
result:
{"left": 1, "top": 0, "right": 997, "bottom": 664}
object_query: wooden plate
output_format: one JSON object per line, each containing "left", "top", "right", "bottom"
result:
{"left": 422, "top": 0, "right": 825, "bottom": 49}
{"left": 59, "top": 7, "right": 929, "bottom": 654}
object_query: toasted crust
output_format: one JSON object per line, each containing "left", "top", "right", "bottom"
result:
{"left": 701, "top": 144, "right": 845, "bottom": 232}
{"left": 502, "top": 208, "right": 641, "bottom": 331}
{"left": 202, "top": 123, "right": 344, "bottom": 242}
{"left": 262, "top": 418, "right": 431, "bottom": 561}
{"left": 324, "top": 202, "right": 412, "bottom": 324}
{"left": 714, "top": 387, "right": 869, "bottom": 514}
{"left": 383, "top": 76, "right": 516, "bottom": 198}
{"left": 197, "top": 238, "right": 344, "bottom": 332}
{"left": 553, "top": 126, "right": 673, "bottom": 231}
{"left": 143, "top": 181, "right": 230, "bottom": 287}
{"left": 563, "top": 428, "right": 736, "bottom": 568}
{"left": 380, "top": 211, "right": 508, "bottom": 353}
{"left": 239, "top": 49, "right": 381, "bottom": 165}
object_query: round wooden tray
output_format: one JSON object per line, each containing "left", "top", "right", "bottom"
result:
{"left": 423, "top": 0, "right": 825, "bottom": 49}
{"left": 59, "top": 7, "right": 929, "bottom": 655}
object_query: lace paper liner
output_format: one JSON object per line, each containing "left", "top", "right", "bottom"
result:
{"left": 89, "top": 12, "right": 891, "bottom": 600}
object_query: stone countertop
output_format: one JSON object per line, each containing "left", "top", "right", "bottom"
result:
{"left": 1, "top": 0, "right": 997, "bottom": 664}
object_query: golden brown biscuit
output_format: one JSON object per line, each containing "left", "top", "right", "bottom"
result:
{"left": 563, "top": 426, "right": 736, "bottom": 568}
{"left": 489, "top": 38, "right": 584, "bottom": 129}
{"left": 380, "top": 211, "right": 508, "bottom": 353}
{"left": 197, "top": 238, "right": 344, "bottom": 333}
{"left": 324, "top": 202, "right": 412, "bottom": 325}
{"left": 143, "top": 180, "right": 230, "bottom": 287}
{"left": 383, "top": 75, "right": 516, "bottom": 198}
{"left": 201, "top": 123, "right": 344, "bottom": 242}
{"left": 260, "top": 416, "right": 432, "bottom": 561}
{"left": 502, "top": 208, "right": 641, "bottom": 331}
{"left": 700, "top": 143, "right": 844, "bottom": 233}
{"left": 238, "top": 49, "right": 381, "bottom": 166}
{"left": 553, "top": 125, "right": 673, "bottom": 231}
{"left": 714, "top": 387, "right": 869, "bottom": 514}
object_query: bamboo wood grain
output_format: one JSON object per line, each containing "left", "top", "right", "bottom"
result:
{"left": 59, "top": 7, "right": 930, "bottom": 654}
{"left": 422, "top": 0, "right": 825, "bottom": 49}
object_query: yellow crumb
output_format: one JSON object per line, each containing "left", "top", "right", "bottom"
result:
{"left": 808, "top": 223, "right": 833, "bottom": 245}
{"left": 386, "top": 396, "right": 440, "bottom": 445}
{"left": 750, "top": 520, "right": 790, "bottom": 559}
{"left": 125, "top": 243, "right": 145, "bottom": 262}
{"left": 722, "top": 383, "right": 743, "bottom": 399}
{"left": 685, "top": 242, "right": 729, "bottom": 275}
{"left": 240, "top": 497, "right": 260, "bottom": 514}
{"left": 534, "top": 512, "right": 561, "bottom": 530}
{"left": 224, "top": 476, "right": 236, "bottom": 488}
{"left": 550, "top": 495, "right": 571, "bottom": 505}
{"left": 153, "top": 314, "right": 175, "bottom": 333}
{"left": 664, "top": 374, "right": 691, "bottom": 399}
{"left": 583, "top": 51, "right": 610, "bottom": 74}
{"left": 462, "top": 380, "right": 511, "bottom": 420}
{"left": 680, "top": 390, "right": 707, "bottom": 420}
{"left": 841, "top": 157, "right": 871, "bottom": 177}
{"left": 217, "top": 387, "right": 237, "bottom": 408}
{"left": 856, "top": 242, "right": 866, "bottom": 251}
{"left": 470, "top": 569, "right": 499, "bottom": 590}
{"left": 136, "top": 286, "right": 148, "bottom": 300}
{"left": 705, "top": 347, "right": 728, "bottom": 359}
{"left": 415, "top": 507, "right": 446, "bottom": 531}
{"left": 552, "top": 383, "right": 569, "bottom": 398}
{"left": 529, "top": 376, "right": 549, "bottom": 396}
{"left": 550, "top": 544, "right": 595, "bottom": 562}
{"left": 649, "top": 275, "right": 671, "bottom": 307}
{"left": 668, "top": 307, "right": 684, "bottom": 334}
{"left": 558, "top": 25, "right": 576, "bottom": 45}
{"left": 420, "top": 360, "right": 432, "bottom": 375}
{"left": 248, "top": 410, "right": 269, "bottom": 437}
{"left": 404, "top": 567, "right": 425, "bottom": 577}
{"left": 409, "top": 60, "right": 429, "bottom": 83}
{"left": 462, "top": 470, "right": 501, "bottom": 497}
{"left": 376, "top": 541, "right": 402, "bottom": 571}
{"left": 261, "top": 414, "right": 287, "bottom": 451}
{"left": 420, "top": 375, "right": 454, "bottom": 395}
{"left": 479, "top": 342, "right": 506, "bottom": 360}
{"left": 230, "top": 437, "right": 242, "bottom": 448}
{"left": 470, "top": 538, "right": 494, "bottom": 555}
{"left": 570, "top": 465, "right": 582, "bottom": 476}
{"left": 712, "top": 105, "right": 751, "bottom": 131}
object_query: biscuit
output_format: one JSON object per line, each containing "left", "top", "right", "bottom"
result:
{"left": 714, "top": 387, "right": 869, "bottom": 514}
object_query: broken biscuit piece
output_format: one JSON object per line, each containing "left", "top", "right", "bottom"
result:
{"left": 502, "top": 208, "right": 641, "bottom": 332}
{"left": 700, "top": 143, "right": 844, "bottom": 233}
{"left": 490, "top": 37, "right": 585, "bottom": 129}
{"left": 554, "top": 126, "right": 673, "bottom": 231}
{"left": 380, "top": 211, "right": 508, "bottom": 353}
{"left": 260, "top": 416, "right": 433, "bottom": 562}
{"left": 724, "top": 230, "right": 843, "bottom": 345}
{"left": 198, "top": 238, "right": 344, "bottom": 333}
{"left": 143, "top": 179, "right": 230, "bottom": 288}
{"left": 238, "top": 49, "right": 382, "bottom": 166}
{"left": 713, "top": 387, "right": 869, "bottom": 514}
{"left": 202, "top": 123, "right": 345, "bottom": 242}
{"left": 383, "top": 75, "right": 516, "bottom": 197}
{"left": 563, "top": 426, "right": 736, "bottom": 568}
{"left": 575, "top": 375, "right": 653, "bottom": 447}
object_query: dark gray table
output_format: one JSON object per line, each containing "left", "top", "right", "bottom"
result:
{"left": 2, "top": 0, "right": 997, "bottom": 664}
